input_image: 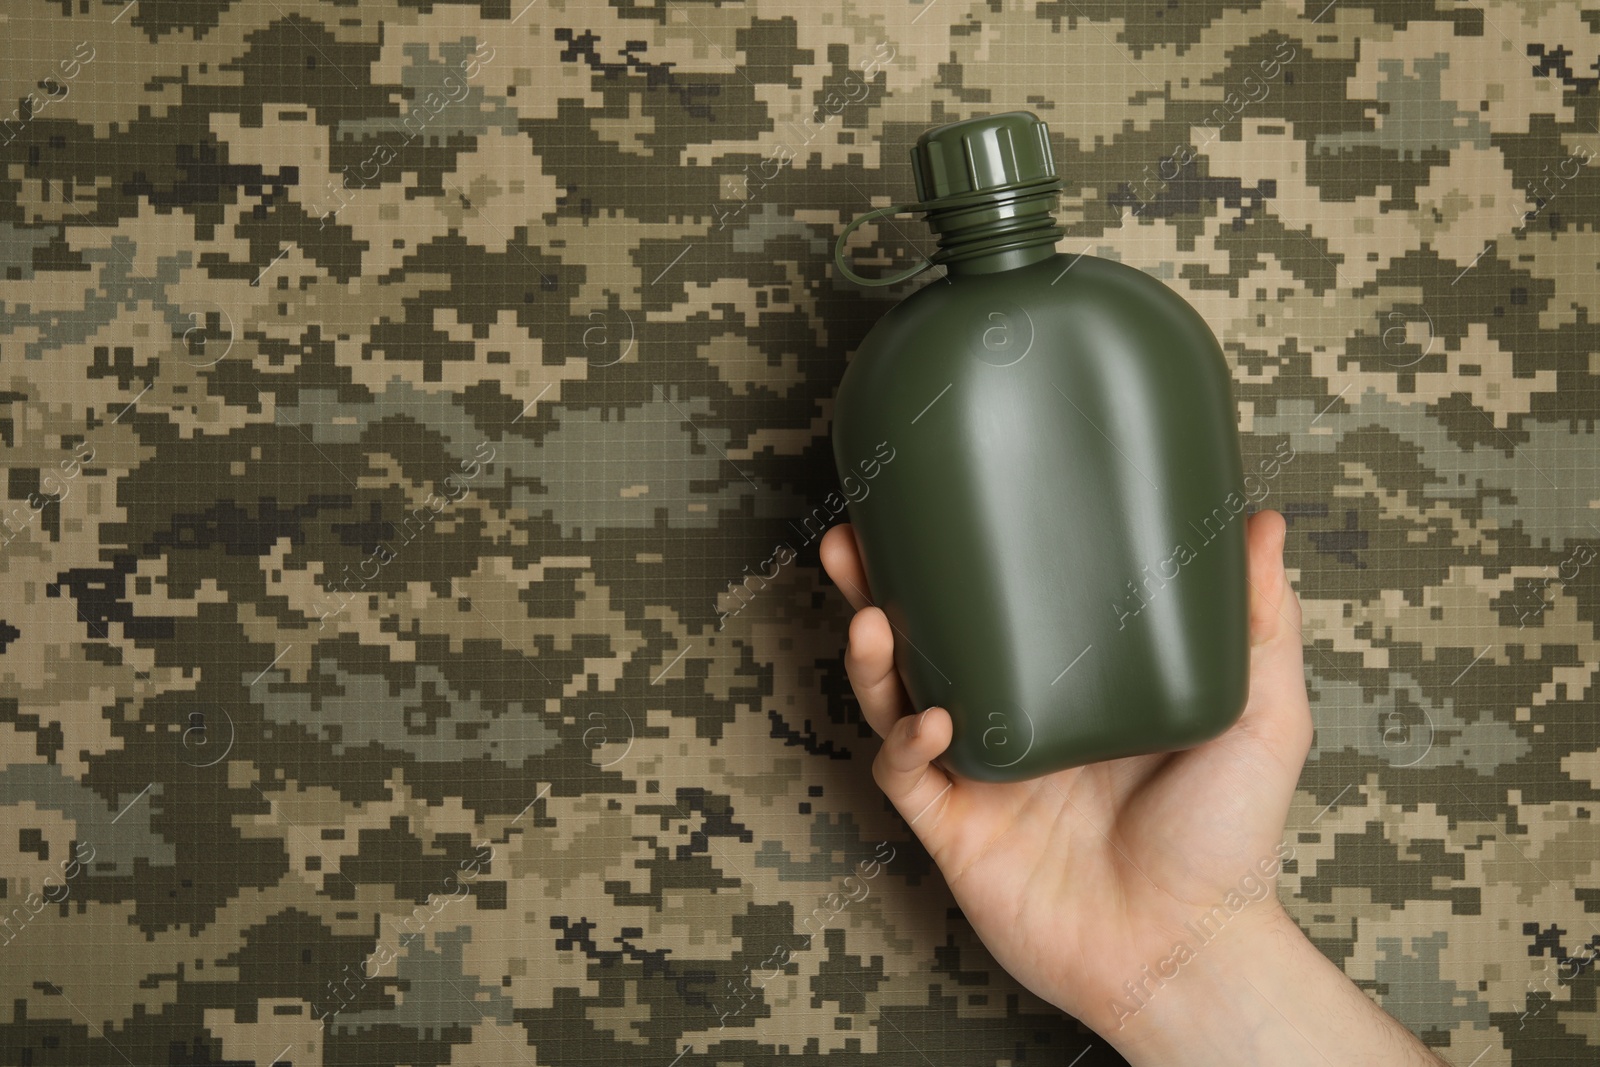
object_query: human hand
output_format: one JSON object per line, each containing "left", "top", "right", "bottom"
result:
{"left": 819, "top": 510, "right": 1313, "bottom": 1034}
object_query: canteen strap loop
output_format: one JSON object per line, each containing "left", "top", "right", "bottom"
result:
{"left": 833, "top": 203, "right": 935, "bottom": 287}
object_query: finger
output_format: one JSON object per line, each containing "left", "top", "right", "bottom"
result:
{"left": 1235, "top": 509, "right": 1313, "bottom": 763}
{"left": 1244, "top": 509, "right": 1301, "bottom": 649}
{"left": 820, "top": 523, "right": 873, "bottom": 611}
{"left": 845, "top": 606, "right": 913, "bottom": 737}
{"left": 873, "top": 706, "right": 957, "bottom": 833}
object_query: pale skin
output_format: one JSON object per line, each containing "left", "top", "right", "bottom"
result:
{"left": 820, "top": 510, "right": 1453, "bottom": 1065}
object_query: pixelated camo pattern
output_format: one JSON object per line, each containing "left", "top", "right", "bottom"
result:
{"left": 1, "top": 0, "right": 1597, "bottom": 1063}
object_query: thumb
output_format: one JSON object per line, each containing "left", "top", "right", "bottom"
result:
{"left": 1235, "top": 509, "right": 1313, "bottom": 769}
{"left": 874, "top": 707, "right": 959, "bottom": 835}
{"left": 1246, "top": 509, "right": 1300, "bottom": 648}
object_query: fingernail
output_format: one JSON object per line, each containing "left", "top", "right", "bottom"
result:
{"left": 907, "top": 710, "right": 926, "bottom": 740}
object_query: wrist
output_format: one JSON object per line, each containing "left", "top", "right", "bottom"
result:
{"left": 1099, "top": 902, "right": 1446, "bottom": 1067}
{"left": 1085, "top": 899, "right": 1297, "bottom": 1051}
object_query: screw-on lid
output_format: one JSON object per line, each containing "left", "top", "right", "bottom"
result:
{"left": 910, "top": 110, "right": 1057, "bottom": 203}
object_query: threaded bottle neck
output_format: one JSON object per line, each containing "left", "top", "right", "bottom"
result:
{"left": 924, "top": 178, "right": 1064, "bottom": 276}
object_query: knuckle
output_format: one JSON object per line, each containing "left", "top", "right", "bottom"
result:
{"left": 871, "top": 748, "right": 894, "bottom": 791}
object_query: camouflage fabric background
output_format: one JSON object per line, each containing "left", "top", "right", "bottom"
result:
{"left": 1, "top": 0, "right": 1597, "bottom": 1063}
